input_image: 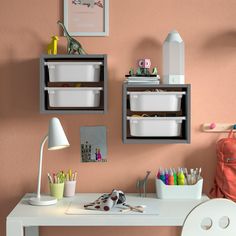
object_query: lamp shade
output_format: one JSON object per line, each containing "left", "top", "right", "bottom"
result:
{"left": 48, "top": 117, "right": 70, "bottom": 150}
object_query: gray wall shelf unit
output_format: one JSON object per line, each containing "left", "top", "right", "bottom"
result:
{"left": 40, "top": 54, "right": 108, "bottom": 114}
{"left": 122, "top": 82, "right": 191, "bottom": 144}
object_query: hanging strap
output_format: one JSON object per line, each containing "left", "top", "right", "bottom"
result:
{"left": 228, "top": 129, "right": 235, "bottom": 138}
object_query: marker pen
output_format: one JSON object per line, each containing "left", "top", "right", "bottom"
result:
{"left": 178, "top": 170, "right": 185, "bottom": 185}
{"left": 157, "top": 167, "right": 162, "bottom": 179}
{"left": 183, "top": 168, "right": 188, "bottom": 184}
{"left": 165, "top": 168, "right": 169, "bottom": 185}
{"left": 160, "top": 170, "right": 166, "bottom": 184}
{"left": 172, "top": 168, "right": 177, "bottom": 185}
{"left": 168, "top": 170, "right": 174, "bottom": 185}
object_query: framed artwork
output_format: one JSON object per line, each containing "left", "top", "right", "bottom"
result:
{"left": 64, "top": 0, "right": 109, "bottom": 36}
{"left": 80, "top": 126, "right": 107, "bottom": 163}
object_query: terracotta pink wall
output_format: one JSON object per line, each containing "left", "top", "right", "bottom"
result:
{"left": 1, "top": 0, "right": 236, "bottom": 235}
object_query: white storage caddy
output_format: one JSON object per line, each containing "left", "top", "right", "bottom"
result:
{"left": 45, "top": 87, "right": 103, "bottom": 107}
{"left": 155, "top": 178, "right": 203, "bottom": 199}
{"left": 45, "top": 62, "right": 103, "bottom": 82}
{"left": 127, "top": 116, "right": 185, "bottom": 137}
{"left": 127, "top": 91, "right": 186, "bottom": 111}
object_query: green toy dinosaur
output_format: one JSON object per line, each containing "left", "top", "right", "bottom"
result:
{"left": 57, "top": 20, "right": 86, "bottom": 55}
{"left": 129, "top": 68, "right": 135, "bottom": 76}
{"left": 152, "top": 67, "right": 158, "bottom": 76}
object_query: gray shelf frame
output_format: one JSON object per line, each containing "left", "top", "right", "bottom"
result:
{"left": 122, "top": 83, "right": 191, "bottom": 144}
{"left": 40, "top": 54, "right": 108, "bottom": 114}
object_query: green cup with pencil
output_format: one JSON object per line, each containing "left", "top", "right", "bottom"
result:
{"left": 64, "top": 169, "right": 78, "bottom": 197}
{"left": 48, "top": 171, "right": 65, "bottom": 200}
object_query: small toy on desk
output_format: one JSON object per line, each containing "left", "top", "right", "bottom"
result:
{"left": 57, "top": 20, "right": 86, "bottom": 55}
{"left": 136, "top": 170, "right": 151, "bottom": 197}
{"left": 47, "top": 36, "right": 59, "bottom": 55}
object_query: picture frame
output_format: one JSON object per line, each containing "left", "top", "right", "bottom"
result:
{"left": 64, "top": 0, "right": 109, "bottom": 36}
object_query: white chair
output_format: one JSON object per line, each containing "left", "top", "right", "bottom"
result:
{"left": 181, "top": 198, "right": 236, "bottom": 236}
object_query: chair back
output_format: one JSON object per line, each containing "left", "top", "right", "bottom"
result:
{"left": 181, "top": 198, "right": 236, "bottom": 236}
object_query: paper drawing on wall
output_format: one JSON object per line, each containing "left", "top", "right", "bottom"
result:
{"left": 80, "top": 126, "right": 107, "bottom": 162}
{"left": 64, "top": 0, "right": 109, "bottom": 36}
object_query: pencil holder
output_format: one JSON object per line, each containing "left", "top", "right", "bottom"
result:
{"left": 49, "top": 183, "right": 64, "bottom": 200}
{"left": 155, "top": 178, "right": 203, "bottom": 199}
{"left": 64, "top": 181, "right": 76, "bottom": 197}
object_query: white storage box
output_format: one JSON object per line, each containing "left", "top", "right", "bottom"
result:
{"left": 45, "top": 62, "right": 102, "bottom": 82}
{"left": 127, "top": 116, "right": 185, "bottom": 137}
{"left": 155, "top": 178, "right": 203, "bottom": 199}
{"left": 127, "top": 91, "right": 186, "bottom": 111}
{"left": 45, "top": 87, "right": 103, "bottom": 107}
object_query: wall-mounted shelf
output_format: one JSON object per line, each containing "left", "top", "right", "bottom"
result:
{"left": 122, "top": 82, "right": 191, "bottom": 144}
{"left": 202, "top": 123, "right": 236, "bottom": 132}
{"left": 40, "top": 54, "right": 108, "bottom": 114}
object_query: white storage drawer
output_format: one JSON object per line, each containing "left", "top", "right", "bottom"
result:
{"left": 127, "top": 91, "right": 186, "bottom": 111}
{"left": 127, "top": 116, "right": 185, "bottom": 137}
{"left": 45, "top": 62, "right": 103, "bottom": 82}
{"left": 155, "top": 178, "right": 203, "bottom": 199}
{"left": 45, "top": 87, "right": 103, "bottom": 107}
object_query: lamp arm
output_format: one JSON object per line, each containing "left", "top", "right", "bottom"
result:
{"left": 36, "top": 135, "right": 48, "bottom": 199}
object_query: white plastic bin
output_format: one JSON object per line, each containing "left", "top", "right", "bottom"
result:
{"left": 127, "top": 116, "right": 185, "bottom": 137}
{"left": 155, "top": 178, "right": 203, "bottom": 199}
{"left": 45, "top": 62, "right": 102, "bottom": 82}
{"left": 45, "top": 87, "right": 103, "bottom": 107}
{"left": 127, "top": 91, "right": 186, "bottom": 111}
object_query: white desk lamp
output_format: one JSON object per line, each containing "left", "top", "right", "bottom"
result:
{"left": 29, "top": 117, "right": 70, "bottom": 206}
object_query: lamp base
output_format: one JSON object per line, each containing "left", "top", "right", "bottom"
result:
{"left": 29, "top": 196, "right": 57, "bottom": 206}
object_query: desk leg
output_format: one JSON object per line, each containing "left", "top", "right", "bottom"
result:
{"left": 25, "top": 226, "right": 39, "bottom": 236}
{"left": 6, "top": 219, "right": 23, "bottom": 236}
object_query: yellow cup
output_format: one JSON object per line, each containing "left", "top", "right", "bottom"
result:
{"left": 49, "top": 183, "right": 64, "bottom": 200}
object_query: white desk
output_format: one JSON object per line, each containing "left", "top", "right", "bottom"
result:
{"left": 6, "top": 193, "right": 209, "bottom": 236}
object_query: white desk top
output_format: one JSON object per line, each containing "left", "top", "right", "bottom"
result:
{"left": 7, "top": 193, "right": 209, "bottom": 226}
